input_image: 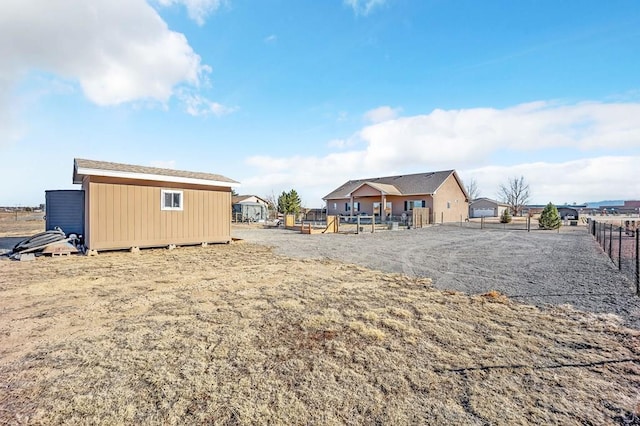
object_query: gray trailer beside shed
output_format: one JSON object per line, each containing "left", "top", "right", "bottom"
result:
{"left": 45, "top": 190, "right": 85, "bottom": 236}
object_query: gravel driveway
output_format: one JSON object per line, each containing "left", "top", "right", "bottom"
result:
{"left": 233, "top": 224, "right": 640, "bottom": 329}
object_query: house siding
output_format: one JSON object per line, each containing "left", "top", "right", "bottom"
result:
{"left": 432, "top": 175, "right": 469, "bottom": 223}
{"left": 351, "top": 185, "right": 384, "bottom": 197}
{"left": 84, "top": 176, "right": 231, "bottom": 250}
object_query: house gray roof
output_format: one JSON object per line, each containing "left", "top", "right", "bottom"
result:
{"left": 469, "top": 197, "right": 510, "bottom": 207}
{"left": 233, "top": 195, "right": 268, "bottom": 204}
{"left": 73, "top": 158, "right": 238, "bottom": 186}
{"left": 324, "top": 170, "right": 466, "bottom": 200}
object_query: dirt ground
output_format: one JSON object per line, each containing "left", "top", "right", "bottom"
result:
{"left": 233, "top": 224, "right": 640, "bottom": 330}
{"left": 1, "top": 219, "right": 639, "bottom": 424}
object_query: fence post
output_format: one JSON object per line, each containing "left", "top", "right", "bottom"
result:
{"left": 618, "top": 226, "right": 622, "bottom": 270}
{"left": 608, "top": 224, "right": 612, "bottom": 259}
{"left": 600, "top": 221, "right": 603, "bottom": 244}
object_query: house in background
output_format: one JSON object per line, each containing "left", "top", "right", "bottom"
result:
{"left": 70, "top": 158, "right": 238, "bottom": 252}
{"left": 323, "top": 170, "right": 469, "bottom": 224}
{"left": 232, "top": 195, "right": 269, "bottom": 222}
{"left": 469, "top": 198, "right": 509, "bottom": 218}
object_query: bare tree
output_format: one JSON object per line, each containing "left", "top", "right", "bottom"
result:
{"left": 465, "top": 178, "right": 480, "bottom": 200}
{"left": 264, "top": 191, "right": 279, "bottom": 219}
{"left": 498, "top": 176, "right": 530, "bottom": 216}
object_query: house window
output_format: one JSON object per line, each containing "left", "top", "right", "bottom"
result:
{"left": 161, "top": 190, "right": 183, "bottom": 211}
{"left": 345, "top": 203, "right": 351, "bottom": 211}
{"left": 404, "top": 200, "right": 425, "bottom": 211}
{"left": 333, "top": 203, "right": 337, "bottom": 210}
{"left": 447, "top": 201, "right": 451, "bottom": 209}
{"left": 353, "top": 202, "right": 361, "bottom": 212}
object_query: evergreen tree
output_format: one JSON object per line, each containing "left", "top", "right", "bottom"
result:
{"left": 539, "top": 202, "right": 561, "bottom": 230}
{"left": 277, "top": 189, "right": 302, "bottom": 214}
{"left": 500, "top": 208, "right": 512, "bottom": 223}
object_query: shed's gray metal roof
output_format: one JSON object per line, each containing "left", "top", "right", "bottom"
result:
{"left": 73, "top": 158, "right": 238, "bottom": 185}
{"left": 323, "top": 170, "right": 462, "bottom": 200}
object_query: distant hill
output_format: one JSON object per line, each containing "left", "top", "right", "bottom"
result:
{"left": 585, "top": 200, "right": 624, "bottom": 209}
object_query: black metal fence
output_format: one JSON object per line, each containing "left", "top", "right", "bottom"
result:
{"left": 589, "top": 219, "right": 640, "bottom": 294}
{"left": 442, "top": 216, "right": 532, "bottom": 231}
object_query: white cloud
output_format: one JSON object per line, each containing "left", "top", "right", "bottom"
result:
{"left": 156, "top": 0, "right": 225, "bottom": 26}
{"left": 0, "top": 78, "right": 24, "bottom": 148}
{"left": 0, "top": 0, "right": 219, "bottom": 145}
{"left": 363, "top": 105, "right": 402, "bottom": 123}
{"left": 238, "top": 101, "right": 640, "bottom": 207}
{"left": 264, "top": 34, "right": 278, "bottom": 44}
{"left": 356, "top": 101, "right": 640, "bottom": 170}
{"left": 337, "top": 111, "right": 349, "bottom": 122}
{"left": 1, "top": 0, "right": 210, "bottom": 106}
{"left": 344, "top": 0, "right": 388, "bottom": 16}
{"left": 461, "top": 157, "right": 640, "bottom": 205}
{"left": 327, "top": 139, "right": 348, "bottom": 149}
{"left": 179, "top": 91, "right": 237, "bottom": 117}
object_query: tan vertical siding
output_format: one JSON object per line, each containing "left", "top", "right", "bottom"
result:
{"left": 85, "top": 177, "right": 232, "bottom": 250}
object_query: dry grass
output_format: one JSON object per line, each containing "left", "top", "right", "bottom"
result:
{"left": 0, "top": 212, "right": 44, "bottom": 237}
{"left": 0, "top": 223, "right": 639, "bottom": 424}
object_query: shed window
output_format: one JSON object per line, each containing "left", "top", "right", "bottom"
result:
{"left": 161, "top": 190, "right": 183, "bottom": 211}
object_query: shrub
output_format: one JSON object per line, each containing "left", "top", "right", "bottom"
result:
{"left": 539, "top": 202, "right": 561, "bottom": 230}
{"left": 500, "top": 208, "right": 512, "bottom": 223}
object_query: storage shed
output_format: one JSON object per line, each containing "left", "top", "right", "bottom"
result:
{"left": 45, "top": 190, "right": 85, "bottom": 235}
{"left": 72, "top": 159, "right": 239, "bottom": 252}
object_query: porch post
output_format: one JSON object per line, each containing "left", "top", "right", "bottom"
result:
{"left": 350, "top": 195, "right": 354, "bottom": 219}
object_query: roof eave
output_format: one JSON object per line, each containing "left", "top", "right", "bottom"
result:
{"left": 74, "top": 167, "right": 238, "bottom": 188}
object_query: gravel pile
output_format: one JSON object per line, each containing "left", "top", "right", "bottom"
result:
{"left": 233, "top": 224, "right": 640, "bottom": 329}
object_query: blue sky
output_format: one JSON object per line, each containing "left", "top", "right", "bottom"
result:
{"left": 1, "top": 0, "right": 639, "bottom": 207}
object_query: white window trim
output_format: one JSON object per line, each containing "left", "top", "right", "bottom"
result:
{"left": 161, "top": 189, "right": 184, "bottom": 211}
